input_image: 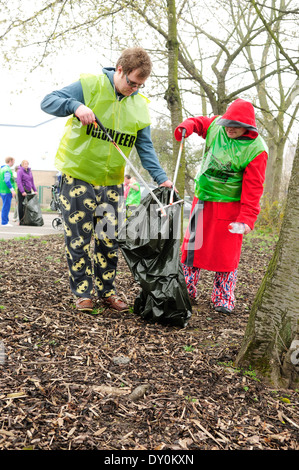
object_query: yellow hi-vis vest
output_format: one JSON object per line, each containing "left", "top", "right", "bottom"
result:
{"left": 55, "top": 73, "right": 151, "bottom": 186}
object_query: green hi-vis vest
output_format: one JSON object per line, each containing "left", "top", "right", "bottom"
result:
{"left": 55, "top": 73, "right": 151, "bottom": 186}
{"left": 0, "top": 165, "right": 15, "bottom": 193}
{"left": 194, "top": 118, "right": 268, "bottom": 202}
{"left": 126, "top": 182, "right": 141, "bottom": 206}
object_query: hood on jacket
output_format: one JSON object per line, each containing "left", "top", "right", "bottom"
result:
{"left": 217, "top": 98, "right": 258, "bottom": 138}
{"left": 19, "top": 165, "right": 31, "bottom": 172}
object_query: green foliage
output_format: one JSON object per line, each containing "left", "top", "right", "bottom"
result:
{"left": 279, "top": 396, "right": 291, "bottom": 404}
{"left": 184, "top": 395, "right": 197, "bottom": 402}
{"left": 256, "top": 193, "right": 286, "bottom": 234}
{"left": 242, "top": 226, "right": 278, "bottom": 252}
{"left": 218, "top": 361, "right": 261, "bottom": 382}
{"left": 183, "top": 345, "right": 195, "bottom": 352}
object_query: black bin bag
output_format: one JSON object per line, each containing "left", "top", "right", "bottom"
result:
{"left": 21, "top": 194, "right": 44, "bottom": 226}
{"left": 118, "top": 187, "right": 192, "bottom": 327}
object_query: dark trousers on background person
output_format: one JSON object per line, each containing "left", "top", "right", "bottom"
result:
{"left": 59, "top": 175, "right": 125, "bottom": 300}
{"left": 18, "top": 189, "right": 31, "bottom": 224}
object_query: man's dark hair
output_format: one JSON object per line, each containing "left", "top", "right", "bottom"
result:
{"left": 116, "top": 47, "right": 152, "bottom": 78}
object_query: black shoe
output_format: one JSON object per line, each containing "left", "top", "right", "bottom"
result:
{"left": 214, "top": 306, "right": 232, "bottom": 314}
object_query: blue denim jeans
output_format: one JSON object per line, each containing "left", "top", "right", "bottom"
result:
{"left": 0, "top": 193, "right": 12, "bottom": 225}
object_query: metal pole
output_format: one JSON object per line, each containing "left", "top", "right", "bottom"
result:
{"left": 94, "top": 115, "right": 167, "bottom": 216}
{"left": 169, "top": 128, "right": 186, "bottom": 205}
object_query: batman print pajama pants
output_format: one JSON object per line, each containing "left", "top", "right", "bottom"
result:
{"left": 59, "top": 175, "right": 125, "bottom": 300}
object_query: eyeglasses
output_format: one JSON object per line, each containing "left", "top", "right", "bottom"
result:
{"left": 125, "top": 74, "right": 145, "bottom": 89}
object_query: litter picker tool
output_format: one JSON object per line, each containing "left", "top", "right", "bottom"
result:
{"left": 157, "top": 127, "right": 186, "bottom": 212}
{"left": 93, "top": 115, "right": 167, "bottom": 216}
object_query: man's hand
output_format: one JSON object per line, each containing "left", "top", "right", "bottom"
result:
{"left": 159, "top": 179, "right": 173, "bottom": 188}
{"left": 159, "top": 179, "right": 178, "bottom": 193}
{"left": 75, "top": 104, "right": 95, "bottom": 126}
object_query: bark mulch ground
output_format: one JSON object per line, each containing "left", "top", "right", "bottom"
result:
{"left": 0, "top": 232, "right": 298, "bottom": 451}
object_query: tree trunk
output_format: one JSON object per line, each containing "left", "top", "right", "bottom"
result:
{"left": 236, "top": 135, "right": 299, "bottom": 389}
{"left": 263, "top": 139, "right": 276, "bottom": 198}
{"left": 164, "top": 0, "right": 185, "bottom": 237}
{"left": 274, "top": 137, "right": 287, "bottom": 199}
{"left": 164, "top": 0, "right": 184, "bottom": 192}
{"left": 263, "top": 128, "right": 286, "bottom": 202}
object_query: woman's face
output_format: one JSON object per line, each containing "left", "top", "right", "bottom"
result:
{"left": 225, "top": 126, "right": 246, "bottom": 139}
{"left": 23, "top": 161, "right": 29, "bottom": 169}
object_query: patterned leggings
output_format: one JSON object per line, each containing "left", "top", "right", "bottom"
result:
{"left": 182, "top": 264, "right": 237, "bottom": 311}
{"left": 59, "top": 175, "right": 125, "bottom": 299}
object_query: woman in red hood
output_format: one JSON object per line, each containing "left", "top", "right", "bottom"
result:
{"left": 174, "top": 98, "right": 268, "bottom": 314}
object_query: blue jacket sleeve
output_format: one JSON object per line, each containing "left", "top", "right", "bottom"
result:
{"left": 135, "top": 127, "right": 168, "bottom": 185}
{"left": 40, "top": 81, "right": 84, "bottom": 117}
{"left": 4, "top": 171, "right": 13, "bottom": 190}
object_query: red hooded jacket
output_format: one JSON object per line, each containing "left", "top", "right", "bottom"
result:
{"left": 176, "top": 99, "right": 268, "bottom": 272}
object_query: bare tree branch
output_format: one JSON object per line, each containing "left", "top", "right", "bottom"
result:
{"left": 249, "top": 0, "right": 299, "bottom": 75}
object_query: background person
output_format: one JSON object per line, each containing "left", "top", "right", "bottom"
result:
{"left": 40, "top": 47, "right": 173, "bottom": 313}
{"left": 0, "top": 157, "right": 16, "bottom": 227}
{"left": 124, "top": 174, "right": 131, "bottom": 200}
{"left": 16, "top": 160, "right": 38, "bottom": 224}
{"left": 174, "top": 98, "right": 268, "bottom": 314}
{"left": 125, "top": 176, "right": 141, "bottom": 216}
{"left": 12, "top": 165, "right": 20, "bottom": 222}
